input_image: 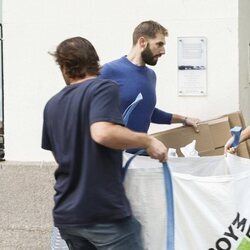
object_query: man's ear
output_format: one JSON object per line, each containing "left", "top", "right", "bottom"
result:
{"left": 60, "top": 65, "right": 68, "bottom": 78}
{"left": 138, "top": 37, "right": 147, "bottom": 50}
{"left": 60, "top": 65, "right": 70, "bottom": 85}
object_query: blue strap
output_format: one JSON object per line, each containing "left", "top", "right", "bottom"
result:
{"left": 122, "top": 93, "right": 143, "bottom": 126}
{"left": 121, "top": 149, "right": 147, "bottom": 181}
{"left": 162, "top": 162, "right": 175, "bottom": 250}
{"left": 122, "top": 153, "right": 175, "bottom": 250}
{"left": 121, "top": 92, "right": 175, "bottom": 249}
{"left": 230, "top": 126, "right": 242, "bottom": 148}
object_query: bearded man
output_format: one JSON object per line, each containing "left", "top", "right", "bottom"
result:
{"left": 100, "top": 20, "right": 199, "bottom": 153}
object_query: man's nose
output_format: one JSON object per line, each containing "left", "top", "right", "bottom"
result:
{"left": 160, "top": 47, "right": 166, "bottom": 55}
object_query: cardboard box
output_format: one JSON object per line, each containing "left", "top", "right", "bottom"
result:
{"left": 152, "top": 111, "right": 250, "bottom": 158}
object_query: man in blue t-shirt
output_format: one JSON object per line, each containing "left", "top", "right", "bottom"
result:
{"left": 100, "top": 20, "right": 200, "bottom": 135}
{"left": 42, "top": 37, "right": 167, "bottom": 249}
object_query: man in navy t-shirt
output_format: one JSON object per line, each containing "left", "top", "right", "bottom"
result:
{"left": 42, "top": 36, "right": 167, "bottom": 249}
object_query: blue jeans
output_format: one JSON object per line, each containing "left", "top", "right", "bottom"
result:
{"left": 59, "top": 216, "right": 143, "bottom": 250}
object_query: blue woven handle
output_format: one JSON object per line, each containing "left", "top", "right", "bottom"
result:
{"left": 230, "top": 126, "right": 242, "bottom": 148}
{"left": 121, "top": 149, "right": 146, "bottom": 181}
{"left": 162, "top": 162, "right": 175, "bottom": 250}
{"left": 122, "top": 153, "right": 175, "bottom": 250}
{"left": 122, "top": 92, "right": 175, "bottom": 249}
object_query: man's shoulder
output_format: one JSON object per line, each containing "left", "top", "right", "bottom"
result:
{"left": 44, "top": 88, "right": 65, "bottom": 107}
{"left": 96, "top": 78, "right": 118, "bottom": 87}
{"left": 89, "top": 78, "right": 119, "bottom": 94}
{"left": 101, "top": 57, "right": 131, "bottom": 79}
{"left": 102, "top": 56, "right": 126, "bottom": 69}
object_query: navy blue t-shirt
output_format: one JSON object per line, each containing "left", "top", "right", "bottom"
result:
{"left": 42, "top": 78, "right": 132, "bottom": 228}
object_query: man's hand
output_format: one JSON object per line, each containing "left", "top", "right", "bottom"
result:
{"left": 146, "top": 136, "right": 168, "bottom": 163}
{"left": 184, "top": 117, "right": 200, "bottom": 133}
{"left": 224, "top": 137, "right": 237, "bottom": 155}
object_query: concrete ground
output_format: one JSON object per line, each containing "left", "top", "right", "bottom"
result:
{"left": 0, "top": 161, "right": 57, "bottom": 249}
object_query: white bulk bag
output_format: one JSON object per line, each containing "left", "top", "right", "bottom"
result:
{"left": 123, "top": 153, "right": 250, "bottom": 250}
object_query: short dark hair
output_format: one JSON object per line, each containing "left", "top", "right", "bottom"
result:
{"left": 132, "top": 20, "right": 168, "bottom": 45}
{"left": 50, "top": 37, "right": 100, "bottom": 79}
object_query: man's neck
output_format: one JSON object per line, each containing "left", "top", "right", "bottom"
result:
{"left": 127, "top": 48, "right": 145, "bottom": 66}
{"left": 68, "top": 75, "right": 96, "bottom": 85}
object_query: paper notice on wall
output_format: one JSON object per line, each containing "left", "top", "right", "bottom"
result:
{"left": 177, "top": 37, "right": 207, "bottom": 96}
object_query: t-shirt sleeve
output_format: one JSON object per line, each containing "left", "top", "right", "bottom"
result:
{"left": 41, "top": 109, "right": 52, "bottom": 150}
{"left": 89, "top": 81, "right": 124, "bottom": 126}
{"left": 151, "top": 108, "right": 173, "bottom": 124}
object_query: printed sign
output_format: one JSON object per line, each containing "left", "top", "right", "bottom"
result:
{"left": 178, "top": 37, "right": 207, "bottom": 96}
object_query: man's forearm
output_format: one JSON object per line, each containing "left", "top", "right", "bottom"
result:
{"left": 90, "top": 121, "right": 151, "bottom": 150}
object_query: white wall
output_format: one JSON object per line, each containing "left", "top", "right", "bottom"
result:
{"left": 0, "top": 0, "right": 3, "bottom": 121}
{"left": 2, "top": 0, "right": 243, "bottom": 161}
{"left": 149, "top": 0, "right": 239, "bottom": 133}
{"left": 0, "top": 0, "right": 2, "bottom": 20}
{"left": 239, "top": 0, "right": 250, "bottom": 125}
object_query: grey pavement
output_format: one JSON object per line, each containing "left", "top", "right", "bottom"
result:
{"left": 0, "top": 161, "right": 57, "bottom": 249}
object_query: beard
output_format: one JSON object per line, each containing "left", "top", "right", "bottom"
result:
{"left": 141, "top": 44, "right": 158, "bottom": 66}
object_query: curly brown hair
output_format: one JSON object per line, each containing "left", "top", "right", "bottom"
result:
{"left": 50, "top": 37, "right": 100, "bottom": 79}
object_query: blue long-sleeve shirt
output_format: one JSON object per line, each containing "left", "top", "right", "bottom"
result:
{"left": 100, "top": 56, "right": 173, "bottom": 133}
